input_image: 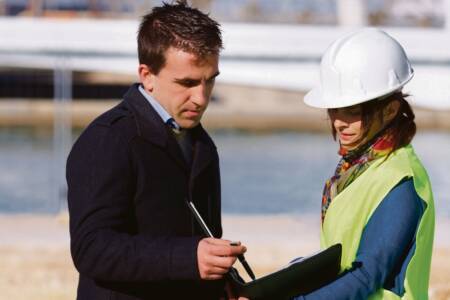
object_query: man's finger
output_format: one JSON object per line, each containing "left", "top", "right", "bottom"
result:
{"left": 207, "top": 243, "right": 247, "bottom": 257}
{"left": 204, "top": 265, "right": 230, "bottom": 276}
{"left": 202, "top": 238, "right": 247, "bottom": 256}
{"left": 203, "top": 274, "right": 224, "bottom": 280}
{"left": 206, "top": 254, "right": 238, "bottom": 269}
{"left": 204, "top": 237, "right": 232, "bottom": 245}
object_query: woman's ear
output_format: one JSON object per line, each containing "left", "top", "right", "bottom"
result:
{"left": 384, "top": 100, "right": 401, "bottom": 122}
{"left": 138, "top": 64, "right": 155, "bottom": 92}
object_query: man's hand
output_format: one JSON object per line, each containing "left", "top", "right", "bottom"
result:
{"left": 197, "top": 238, "right": 247, "bottom": 280}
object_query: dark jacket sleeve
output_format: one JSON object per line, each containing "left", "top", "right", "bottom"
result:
{"left": 67, "top": 122, "right": 201, "bottom": 282}
{"left": 294, "top": 178, "right": 424, "bottom": 300}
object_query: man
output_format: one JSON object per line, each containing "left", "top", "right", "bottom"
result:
{"left": 66, "top": 2, "right": 246, "bottom": 299}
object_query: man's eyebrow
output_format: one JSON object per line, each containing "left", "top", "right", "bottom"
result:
{"left": 173, "top": 71, "right": 220, "bottom": 84}
{"left": 173, "top": 77, "right": 199, "bottom": 84}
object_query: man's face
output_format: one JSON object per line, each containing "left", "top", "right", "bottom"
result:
{"left": 140, "top": 47, "right": 219, "bottom": 129}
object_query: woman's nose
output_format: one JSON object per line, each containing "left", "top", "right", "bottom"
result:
{"left": 333, "top": 118, "right": 348, "bottom": 130}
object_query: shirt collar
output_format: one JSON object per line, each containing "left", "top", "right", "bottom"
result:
{"left": 138, "top": 85, "right": 181, "bottom": 129}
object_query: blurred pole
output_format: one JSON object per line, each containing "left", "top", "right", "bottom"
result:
{"left": 28, "top": 0, "right": 44, "bottom": 17}
{"left": 53, "top": 57, "right": 72, "bottom": 213}
{"left": 89, "top": 0, "right": 101, "bottom": 17}
{"left": 445, "top": 0, "right": 450, "bottom": 30}
{"left": 133, "top": 0, "right": 155, "bottom": 17}
{"left": 190, "top": 0, "right": 212, "bottom": 11}
{"left": 0, "top": 0, "right": 5, "bottom": 16}
{"left": 110, "top": 0, "right": 121, "bottom": 17}
{"left": 337, "top": 0, "right": 368, "bottom": 26}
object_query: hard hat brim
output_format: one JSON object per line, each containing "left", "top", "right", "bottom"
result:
{"left": 303, "top": 71, "right": 414, "bottom": 109}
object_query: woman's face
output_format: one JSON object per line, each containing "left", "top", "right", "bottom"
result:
{"left": 328, "top": 105, "right": 367, "bottom": 150}
{"left": 328, "top": 100, "right": 400, "bottom": 151}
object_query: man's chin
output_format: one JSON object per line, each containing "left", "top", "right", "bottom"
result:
{"left": 179, "top": 119, "right": 201, "bottom": 129}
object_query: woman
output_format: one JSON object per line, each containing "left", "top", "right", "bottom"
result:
{"left": 294, "top": 29, "right": 435, "bottom": 299}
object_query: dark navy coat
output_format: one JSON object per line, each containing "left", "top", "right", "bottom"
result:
{"left": 67, "top": 84, "right": 223, "bottom": 299}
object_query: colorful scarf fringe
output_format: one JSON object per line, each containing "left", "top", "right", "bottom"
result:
{"left": 321, "top": 131, "right": 395, "bottom": 223}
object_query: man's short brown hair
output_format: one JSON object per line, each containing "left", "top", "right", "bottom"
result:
{"left": 138, "top": 1, "right": 222, "bottom": 75}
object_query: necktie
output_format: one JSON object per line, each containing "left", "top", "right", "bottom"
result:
{"left": 166, "top": 119, "right": 193, "bottom": 165}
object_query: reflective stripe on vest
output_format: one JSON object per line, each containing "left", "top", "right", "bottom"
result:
{"left": 320, "top": 145, "right": 435, "bottom": 300}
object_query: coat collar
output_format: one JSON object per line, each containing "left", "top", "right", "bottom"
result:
{"left": 123, "top": 83, "right": 217, "bottom": 177}
{"left": 123, "top": 83, "right": 168, "bottom": 147}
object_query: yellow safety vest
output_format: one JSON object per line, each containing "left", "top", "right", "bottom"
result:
{"left": 321, "top": 144, "right": 435, "bottom": 299}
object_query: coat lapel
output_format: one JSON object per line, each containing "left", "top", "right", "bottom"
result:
{"left": 123, "top": 84, "right": 189, "bottom": 173}
{"left": 165, "top": 132, "right": 190, "bottom": 172}
{"left": 190, "top": 124, "right": 217, "bottom": 181}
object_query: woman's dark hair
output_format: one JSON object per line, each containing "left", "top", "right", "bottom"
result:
{"left": 137, "top": 1, "right": 222, "bottom": 74}
{"left": 329, "top": 92, "right": 416, "bottom": 152}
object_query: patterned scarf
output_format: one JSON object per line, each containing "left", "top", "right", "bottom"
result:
{"left": 321, "top": 129, "right": 395, "bottom": 223}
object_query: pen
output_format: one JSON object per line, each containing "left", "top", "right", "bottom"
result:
{"left": 230, "top": 241, "right": 256, "bottom": 280}
{"left": 187, "top": 201, "right": 256, "bottom": 281}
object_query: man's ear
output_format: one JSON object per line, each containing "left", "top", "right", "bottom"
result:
{"left": 138, "top": 64, "right": 155, "bottom": 92}
{"left": 384, "top": 99, "right": 401, "bottom": 122}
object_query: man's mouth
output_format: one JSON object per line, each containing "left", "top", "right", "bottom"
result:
{"left": 183, "top": 110, "right": 201, "bottom": 118}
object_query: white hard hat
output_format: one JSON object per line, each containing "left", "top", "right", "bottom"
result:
{"left": 304, "top": 28, "right": 414, "bottom": 109}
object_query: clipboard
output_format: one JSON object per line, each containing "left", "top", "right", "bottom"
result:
{"left": 227, "top": 243, "right": 342, "bottom": 300}
{"left": 186, "top": 200, "right": 341, "bottom": 299}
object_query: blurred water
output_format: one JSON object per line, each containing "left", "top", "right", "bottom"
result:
{"left": 217, "top": 131, "right": 337, "bottom": 214}
{"left": 0, "top": 128, "right": 449, "bottom": 216}
{"left": 0, "top": 128, "right": 54, "bottom": 213}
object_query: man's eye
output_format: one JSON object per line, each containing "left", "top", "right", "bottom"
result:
{"left": 179, "top": 80, "right": 198, "bottom": 87}
{"left": 206, "top": 78, "right": 216, "bottom": 85}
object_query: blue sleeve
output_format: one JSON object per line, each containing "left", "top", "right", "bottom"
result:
{"left": 293, "top": 178, "right": 424, "bottom": 300}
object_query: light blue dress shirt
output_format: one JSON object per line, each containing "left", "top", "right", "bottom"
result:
{"left": 138, "top": 85, "right": 181, "bottom": 130}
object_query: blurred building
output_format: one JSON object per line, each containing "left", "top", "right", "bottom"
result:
{"left": 0, "top": 0, "right": 449, "bottom": 130}
{"left": 0, "top": 0, "right": 446, "bottom": 27}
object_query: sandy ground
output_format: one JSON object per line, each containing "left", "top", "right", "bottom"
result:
{"left": 0, "top": 214, "right": 449, "bottom": 300}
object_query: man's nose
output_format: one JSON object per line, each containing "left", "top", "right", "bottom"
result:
{"left": 191, "top": 83, "right": 208, "bottom": 107}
